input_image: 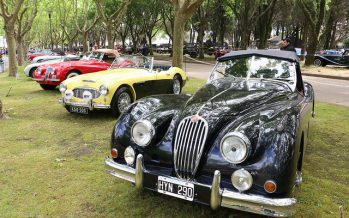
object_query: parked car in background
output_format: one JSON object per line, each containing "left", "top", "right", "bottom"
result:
{"left": 314, "top": 49, "right": 349, "bottom": 67}
{"left": 32, "top": 49, "right": 119, "bottom": 90}
{"left": 316, "top": 49, "right": 342, "bottom": 55}
{"left": 59, "top": 55, "right": 187, "bottom": 116}
{"left": 27, "top": 49, "right": 55, "bottom": 61}
{"left": 105, "top": 50, "right": 315, "bottom": 217}
{"left": 32, "top": 54, "right": 76, "bottom": 63}
{"left": 213, "top": 48, "right": 229, "bottom": 59}
{"left": 24, "top": 55, "right": 81, "bottom": 78}
{"left": 156, "top": 43, "right": 172, "bottom": 54}
{"left": 183, "top": 43, "right": 199, "bottom": 58}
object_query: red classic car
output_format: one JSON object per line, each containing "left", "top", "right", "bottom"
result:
{"left": 213, "top": 48, "right": 229, "bottom": 59}
{"left": 33, "top": 49, "right": 119, "bottom": 90}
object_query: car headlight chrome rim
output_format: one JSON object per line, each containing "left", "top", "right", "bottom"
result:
{"left": 220, "top": 132, "right": 251, "bottom": 164}
{"left": 124, "top": 146, "right": 135, "bottom": 165}
{"left": 99, "top": 84, "right": 108, "bottom": 95}
{"left": 131, "top": 120, "right": 155, "bottom": 147}
{"left": 231, "top": 169, "right": 253, "bottom": 192}
{"left": 59, "top": 83, "right": 67, "bottom": 93}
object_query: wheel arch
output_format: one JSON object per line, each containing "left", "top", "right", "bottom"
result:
{"left": 65, "top": 69, "right": 82, "bottom": 79}
{"left": 113, "top": 84, "right": 136, "bottom": 102}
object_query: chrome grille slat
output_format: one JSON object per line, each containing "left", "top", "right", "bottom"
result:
{"left": 189, "top": 122, "right": 204, "bottom": 173}
{"left": 181, "top": 121, "right": 194, "bottom": 176}
{"left": 73, "top": 88, "right": 101, "bottom": 99}
{"left": 174, "top": 116, "right": 208, "bottom": 180}
{"left": 177, "top": 120, "right": 191, "bottom": 173}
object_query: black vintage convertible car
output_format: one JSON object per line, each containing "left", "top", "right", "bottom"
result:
{"left": 314, "top": 49, "right": 349, "bottom": 67}
{"left": 105, "top": 50, "right": 315, "bottom": 217}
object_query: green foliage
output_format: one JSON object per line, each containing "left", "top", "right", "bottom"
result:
{"left": 343, "top": 37, "right": 349, "bottom": 48}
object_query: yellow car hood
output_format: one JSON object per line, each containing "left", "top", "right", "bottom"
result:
{"left": 66, "top": 68, "right": 151, "bottom": 88}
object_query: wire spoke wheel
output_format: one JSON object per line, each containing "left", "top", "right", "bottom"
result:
{"left": 313, "top": 59, "right": 322, "bottom": 67}
{"left": 117, "top": 92, "right": 131, "bottom": 113}
{"left": 173, "top": 77, "right": 181, "bottom": 94}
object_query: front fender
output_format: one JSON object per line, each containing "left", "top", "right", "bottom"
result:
{"left": 202, "top": 107, "right": 300, "bottom": 197}
{"left": 111, "top": 94, "right": 190, "bottom": 158}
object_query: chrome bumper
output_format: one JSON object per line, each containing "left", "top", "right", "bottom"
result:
{"left": 32, "top": 77, "right": 60, "bottom": 82}
{"left": 59, "top": 98, "right": 110, "bottom": 109}
{"left": 105, "top": 155, "right": 296, "bottom": 217}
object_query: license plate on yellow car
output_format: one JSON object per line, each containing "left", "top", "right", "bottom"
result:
{"left": 70, "top": 106, "right": 89, "bottom": 114}
{"left": 157, "top": 176, "right": 194, "bottom": 201}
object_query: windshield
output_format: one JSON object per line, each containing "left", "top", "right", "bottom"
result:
{"left": 110, "top": 55, "right": 153, "bottom": 70}
{"left": 208, "top": 56, "right": 297, "bottom": 91}
{"left": 87, "top": 52, "right": 104, "bottom": 61}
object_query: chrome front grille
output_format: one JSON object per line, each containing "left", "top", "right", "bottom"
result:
{"left": 73, "top": 88, "right": 100, "bottom": 99}
{"left": 174, "top": 116, "right": 208, "bottom": 180}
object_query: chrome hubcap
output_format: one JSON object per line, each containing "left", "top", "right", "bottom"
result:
{"left": 118, "top": 92, "right": 131, "bottom": 113}
{"left": 173, "top": 79, "right": 181, "bottom": 94}
{"left": 314, "top": 59, "right": 321, "bottom": 66}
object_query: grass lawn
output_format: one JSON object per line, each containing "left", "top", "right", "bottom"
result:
{"left": 0, "top": 70, "right": 348, "bottom": 217}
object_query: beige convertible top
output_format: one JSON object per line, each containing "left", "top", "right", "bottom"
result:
{"left": 94, "top": 49, "right": 120, "bottom": 58}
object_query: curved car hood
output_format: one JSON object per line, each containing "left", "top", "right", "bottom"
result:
{"left": 38, "top": 60, "right": 99, "bottom": 69}
{"left": 181, "top": 78, "right": 297, "bottom": 122}
{"left": 66, "top": 68, "right": 152, "bottom": 87}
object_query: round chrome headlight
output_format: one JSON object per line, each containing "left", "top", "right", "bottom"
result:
{"left": 131, "top": 120, "right": 155, "bottom": 147}
{"left": 99, "top": 84, "right": 108, "bottom": 95}
{"left": 231, "top": 169, "right": 253, "bottom": 192}
{"left": 64, "top": 90, "right": 74, "bottom": 100}
{"left": 220, "top": 132, "right": 250, "bottom": 164}
{"left": 59, "top": 83, "right": 67, "bottom": 93}
{"left": 124, "top": 146, "right": 135, "bottom": 165}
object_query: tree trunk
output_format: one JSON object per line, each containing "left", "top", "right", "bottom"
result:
{"left": 147, "top": 33, "right": 154, "bottom": 55}
{"left": 106, "top": 22, "right": 113, "bottom": 49}
{"left": 4, "top": 28, "right": 18, "bottom": 77}
{"left": 17, "top": 39, "right": 25, "bottom": 66}
{"left": 172, "top": 15, "right": 185, "bottom": 68}
{"left": 329, "top": 22, "right": 337, "bottom": 48}
{"left": 197, "top": 23, "right": 205, "bottom": 59}
{"left": 82, "top": 32, "right": 88, "bottom": 53}
{"left": 305, "top": 33, "right": 318, "bottom": 65}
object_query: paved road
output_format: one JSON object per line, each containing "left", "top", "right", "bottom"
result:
{"left": 155, "top": 60, "right": 349, "bottom": 107}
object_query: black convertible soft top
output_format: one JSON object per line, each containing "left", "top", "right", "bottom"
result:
{"left": 218, "top": 49, "right": 299, "bottom": 62}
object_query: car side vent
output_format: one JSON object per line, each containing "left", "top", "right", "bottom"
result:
{"left": 174, "top": 115, "right": 208, "bottom": 180}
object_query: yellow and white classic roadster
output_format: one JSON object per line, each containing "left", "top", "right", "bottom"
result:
{"left": 59, "top": 55, "right": 187, "bottom": 116}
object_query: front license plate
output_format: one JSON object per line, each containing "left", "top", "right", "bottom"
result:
{"left": 157, "top": 176, "right": 194, "bottom": 201}
{"left": 70, "top": 106, "right": 89, "bottom": 114}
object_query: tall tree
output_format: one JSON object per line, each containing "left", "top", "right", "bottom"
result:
{"left": 140, "top": 0, "right": 163, "bottom": 55}
{"left": 192, "top": 0, "right": 210, "bottom": 59}
{"left": 166, "top": 0, "right": 204, "bottom": 68}
{"left": 0, "top": 0, "right": 25, "bottom": 77}
{"left": 227, "top": 0, "right": 277, "bottom": 49}
{"left": 255, "top": 0, "right": 277, "bottom": 49}
{"left": 74, "top": 0, "right": 100, "bottom": 53}
{"left": 160, "top": 3, "right": 174, "bottom": 44}
{"left": 298, "top": 0, "right": 326, "bottom": 65}
{"left": 94, "top": 0, "right": 131, "bottom": 49}
{"left": 15, "top": 0, "right": 38, "bottom": 66}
